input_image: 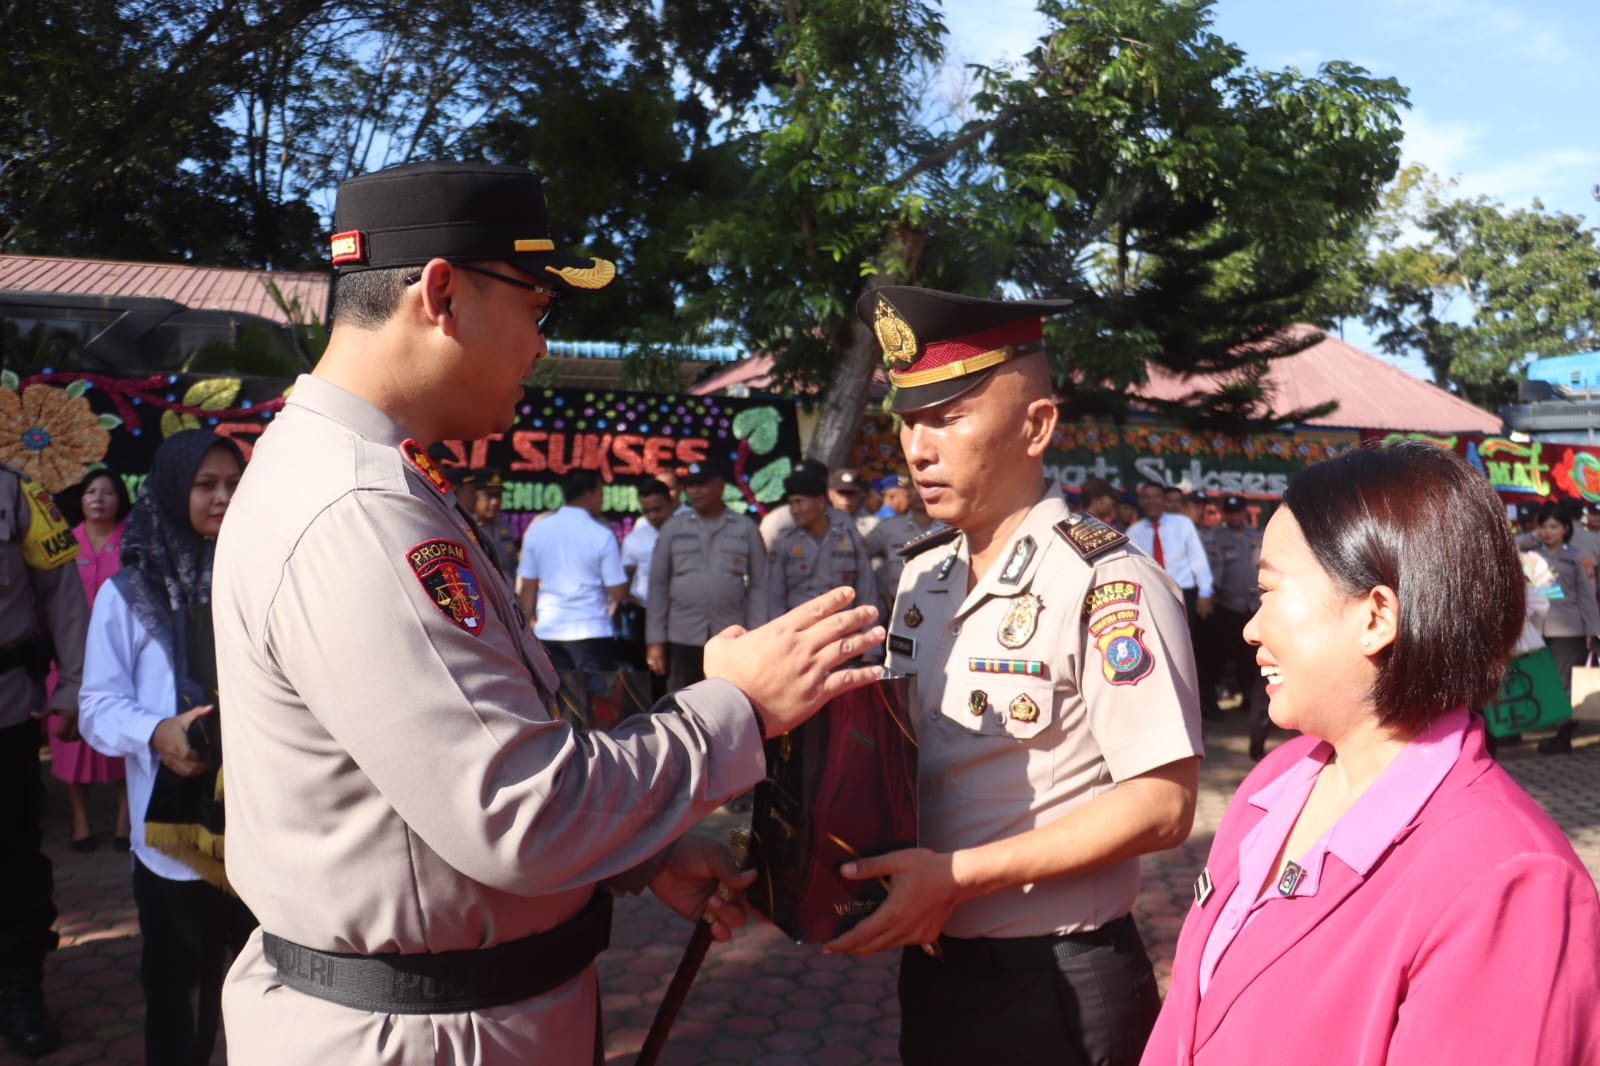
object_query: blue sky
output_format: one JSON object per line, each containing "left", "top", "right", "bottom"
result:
{"left": 941, "top": 0, "right": 1600, "bottom": 381}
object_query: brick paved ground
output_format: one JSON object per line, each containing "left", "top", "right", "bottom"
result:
{"left": 6, "top": 714, "right": 1597, "bottom": 1065}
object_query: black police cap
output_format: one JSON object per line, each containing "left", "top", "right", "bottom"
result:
{"left": 784, "top": 467, "right": 829, "bottom": 498}
{"left": 330, "top": 161, "right": 616, "bottom": 298}
{"left": 682, "top": 456, "right": 734, "bottom": 485}
{"left": 855, "top": 286, "right": 1073, "bottom": 412}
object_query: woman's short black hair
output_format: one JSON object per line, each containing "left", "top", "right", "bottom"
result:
{"left": 57, "top": 467, "right": 134, "bottom": 526}
{"left": 1533, "top": 500, "right": 1573, "bottom": 542}
{"left": 1282, "top": 440, "right": 1522, "bottom": 734}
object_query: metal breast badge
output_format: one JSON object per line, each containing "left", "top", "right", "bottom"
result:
{"left": 997, "top": 593, "right": 1042, "bottom": 650}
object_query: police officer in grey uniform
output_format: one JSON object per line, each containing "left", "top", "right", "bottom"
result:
{"left": 0, "top": 464, "right": 88, "bottom": 1056}
{"left": 864, "top": 479, "right": 944, "bottom": 610}
{"left": 212, "top": 161, "right": 883, "bottom": 1066}
{"left": 766, "top": 467, "right": 878, "bottom": 619}
{"left": 824, "top": 286, "right": 1203, "bottom": 1066}
{"left": 1210, "top": 497, "right": 1267, "bottom": 756}
{"left": 645, "top": 456, "right": 770, "bottom": 693}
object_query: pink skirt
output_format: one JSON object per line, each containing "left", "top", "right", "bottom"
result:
{"left": 47, "top": 720, "right": 125, "bottom": 785}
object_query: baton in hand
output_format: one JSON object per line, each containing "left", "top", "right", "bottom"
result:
{"left": 635, "top": 826, "right": 752, "bottom": 1066}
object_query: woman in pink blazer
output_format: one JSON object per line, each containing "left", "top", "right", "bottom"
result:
{"left": 1141, "top": 442, "right": 1600, "bottom": 1066}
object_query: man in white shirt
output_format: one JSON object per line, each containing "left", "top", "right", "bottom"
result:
{"left": 1126, "top": 480, "right": 1220, "bottom": 718}
{"left": 616, "top": 478, "right": 674, "bottom": 669}
{"left": 516, "top": 470, "right": 628, "bottom": 670}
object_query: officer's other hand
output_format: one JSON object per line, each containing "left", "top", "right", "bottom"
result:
{"left": 52, "top": 707, "right": 82, "bottom": 743}
{"left": 151, "top": 704, "right": 215, "bottom": 778}
{"left": 1196, "top": 596, "right": 1215, "bottom": 620}
{"left": 649, "top": 833, "right": 757, "bottom": 942}
{"left": 822, "top": 847, "right": 961, "bottom": 956}
{"left": 704, "top": 586, "right": 885, "bottom": 738}
{"left": 646, "top": 643, "right": 668, "bottom": 676}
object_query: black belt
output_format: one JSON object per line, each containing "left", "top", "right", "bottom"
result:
{"left": 932, "top": 914, "right": 1144, "bottom": 971}
{"left": 262, "top": 889, "right": 612, "bottom": 1014}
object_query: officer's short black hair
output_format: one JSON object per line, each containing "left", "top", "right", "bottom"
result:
{"left": 561, "top": 470, "right": 601, "bottom": 503}
{"left": 1283, "top": 440, "right": 1522, "bottom": 734}
{"left": 1138, "top": 478, "right": 1167, "bottom": 493}
{"left": 1081, "top": 476, "right": 1116, "bottom": 503}
{"left": 1534, "top": 500, "right": 1573, "bottom": 541}
{"left": 636, "top": 477, "right": 670, "bottom": 502}
{"left": 330, "top": 266, "right": 417, "bottom": 330}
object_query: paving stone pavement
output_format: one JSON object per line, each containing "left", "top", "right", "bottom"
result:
{"left": 7, "top": 715, "right": 1597, "bottom": 1065}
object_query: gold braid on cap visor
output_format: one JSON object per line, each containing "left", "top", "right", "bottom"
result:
{"left": 887, "top": 339, "right": 1044, "bottom": 388}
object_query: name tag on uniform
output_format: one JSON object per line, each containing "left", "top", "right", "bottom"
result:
{"left": 888, "top": 634, "right": 916, "bottom": 658}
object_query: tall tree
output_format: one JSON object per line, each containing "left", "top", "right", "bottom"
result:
{"left": 977, "top": 0, "right": 1407, "bottom": 430}
{"left": 1360, "top": 165, "right": 1600, "bottom": 409}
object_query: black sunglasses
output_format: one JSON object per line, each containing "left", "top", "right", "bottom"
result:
{"left": 405, "top": 261, "right": 558, "bottom": 329}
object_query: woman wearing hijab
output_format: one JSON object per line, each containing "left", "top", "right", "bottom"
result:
{"left": 1140, "top": 442, "right": 1600, "bottom": 1066}
{"left": 80, "top": 431, "right": 255, "bottom": 1065}
{"left": 47, "top": 468, "right": 134, "bottom": 851}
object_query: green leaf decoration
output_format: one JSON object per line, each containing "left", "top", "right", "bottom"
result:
{"left": 65, "top": 380, "right": 89, "bottom": 398}
{"left": 161, "top": 410, "right": 201, "bottom": 437}
{"left": 96, "top": 414, "right": 122, "bottom": 429}
{"left": 0, "top": 370, "right": 17, "bottom": 391}
{"left": 732, "top": 407, "right": 781, "bottom": 454}
{"left": 183, "top": 377, "right": 241, "bottom": 411}
{"left": 748, "top": 457, "right": 793, "bottom": 504}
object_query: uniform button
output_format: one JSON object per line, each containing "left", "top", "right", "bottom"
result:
{"left": 950, "top": 624, "right": 960, "bottom": 635}
{"left": 927, "top": 708, "right": 939, "bottom": 722}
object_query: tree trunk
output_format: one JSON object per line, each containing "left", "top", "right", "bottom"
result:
{"left": 805, "top": 310, "right": 882, "bottom": 469}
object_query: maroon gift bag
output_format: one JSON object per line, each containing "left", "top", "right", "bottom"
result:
{"left": 748, "top": 676, "right": 919, "bottom": 942}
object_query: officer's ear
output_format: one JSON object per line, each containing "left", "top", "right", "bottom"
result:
{"left": 1021, "top": 396, "right": 1058, "bottom": 459}
{"left": 414, "top": 259, "right": 461, "bottom": 336}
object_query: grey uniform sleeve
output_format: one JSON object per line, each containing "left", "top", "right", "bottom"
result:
{"left": 645, "top": 517, "right": 674, "bottom": 645}
{"left": 744, "top": 520, "right": 769, "bottom": 629}
{"left": 12, "top": 480, "right": 90, "bottom": 713}
{"left": 266, "top": 491, "right": 764, "bottom": 896}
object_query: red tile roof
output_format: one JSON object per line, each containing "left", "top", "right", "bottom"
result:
{"left": 693, "top": 325, "right": 1502, "bottom": 434}
{"left": 1133, "top": 325, "right": 1501, "bottom": 433}
{"left": 0, "top": 254, "right": 330, "bottom": 326}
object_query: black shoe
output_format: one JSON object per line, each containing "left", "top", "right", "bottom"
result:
{"left": 0, "top": 976, "right": 62, "bottom": 1057}
{"left": 112, "top": 835, "right": 131, "bottom": 853}
{"left": 1538, "top": 735, "right": 1574, "bottom": 755}
{"left": 69, "top": 835, "right": 96, "bottom": 853}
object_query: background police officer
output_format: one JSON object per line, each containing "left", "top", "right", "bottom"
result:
{"left": 864, "top": 478, "right": 943, "bottom": 611}
{"left": 0, "top": 463, "right": 88, "bottom": 1056}
{"left": 1211, "top": 496, "right": 1266, "bottom": 754}
{"left": 825, "top": 286, "right": 1203, "bottom": 1066}
{"left": 645, "top": 456, "right": 771, "bottom": 692}
{"left": 767, "top": 466, "right": 878, "bottom": 621}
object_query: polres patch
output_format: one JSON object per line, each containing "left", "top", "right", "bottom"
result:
{"left": 407, "top": 539, "right": 486, "bottom": 635}
{"left": 1096, "top": 623, "right": 1154, "bottom": 686}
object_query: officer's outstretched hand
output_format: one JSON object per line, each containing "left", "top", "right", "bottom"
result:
{"left": 704, "top": 586, "right": 884, "bottom": 738}
{"left": 822, "top": 847, "right": 961, "bottom": 956}
{"left": 649, "top": 833, "right": 757, "bottom": 942}
{"left": 150, "top": 704, "right": 215, "bottom": 778}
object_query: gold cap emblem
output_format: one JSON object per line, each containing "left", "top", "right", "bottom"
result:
{"left": 873, "top": 296, "right": 919, "bottom": 372}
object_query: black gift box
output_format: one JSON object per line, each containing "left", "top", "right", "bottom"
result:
{"left": 748, "top": 676, "right": 919, "bottom": 943}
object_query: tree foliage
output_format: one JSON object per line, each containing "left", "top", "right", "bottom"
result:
{"left": 1359, "top": 165, "right": 1600, "bottom": 409}
{"left": 974, "top": 0, "right": 1407, "bottom": 430}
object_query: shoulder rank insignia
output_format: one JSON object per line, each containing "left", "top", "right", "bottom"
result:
{"left": 406, "top": 539, "right": 486, "bottom": 635}
{"left": 401, "top": 439, "right": 453, "bottom": 496}
{"left": 1053, "top": 512, "right": 1126, "bottom": 561}
{"left": 896, "top": 523, "right": 961, "bottom": 559}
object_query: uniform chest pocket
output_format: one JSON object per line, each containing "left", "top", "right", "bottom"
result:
{"left": 670, "top": 535, "right": 701, "bottom": 574}
{"left": 723, "top": 550, "right": 749, "bottom": 574}
{"left": 945, "top": 677, "right": 1058, "bottom": 798}
{"left": 784, "top": 553, "right": 812, "bottom": 582}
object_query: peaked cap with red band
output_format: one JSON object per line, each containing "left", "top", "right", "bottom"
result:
{"left": 856, "top": 286, "right": 1073, "bottom": 412}
{"left": 329, "top": 161, "right": 616, "bottom": 297}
